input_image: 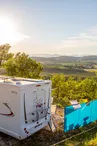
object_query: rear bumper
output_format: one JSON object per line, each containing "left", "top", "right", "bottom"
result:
{"left": 21, "top": 120, "right": 49, "bottom": 140}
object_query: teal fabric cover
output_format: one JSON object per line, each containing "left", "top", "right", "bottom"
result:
{"left": 64, "top": 100, "right": 97, "bottom": 132}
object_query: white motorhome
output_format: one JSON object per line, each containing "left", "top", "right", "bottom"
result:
{"left": 0, "top": 77, "right": 52, "bottom": 140}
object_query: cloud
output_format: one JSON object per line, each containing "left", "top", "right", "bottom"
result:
{"left": 58, "top": 26, "right": 97, "bottom": 55}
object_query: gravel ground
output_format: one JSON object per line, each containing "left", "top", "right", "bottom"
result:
{"left": 0, "top": 132, "right": 20, "bottom": 146}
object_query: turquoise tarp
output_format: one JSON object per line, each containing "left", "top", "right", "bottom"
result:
{"left": 64, "top": 100, "right": 97, "bottom": 132}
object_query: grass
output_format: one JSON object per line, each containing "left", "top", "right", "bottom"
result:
{"left": 58, "top": 123, "right": 97, "bottom": 146}
{"left": 59, "top": 132, "right": 97, "bottom": 146}
{"left": 86, "top": 134, "right": 97, "bottom": 146}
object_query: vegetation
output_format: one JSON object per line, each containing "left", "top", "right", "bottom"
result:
{"left": 0, "top": 44, "right": 43, "bottom": 78}
{"left": 33, "top": 55, "right": 97, "bottom": 76}
{"left": 58, "top": 123, "right": 97, "bottom": 146}
{"left": 0, "top": 43, "right": 14, "bottom": 66}
{"left": 3, "top": 52, "right": 43, "bottom": 78}
{"left": 43, "top": 67, "right": 95, "bottom": 77}
{"left": 51, "top": 74, "right": 97, "bottom": 107}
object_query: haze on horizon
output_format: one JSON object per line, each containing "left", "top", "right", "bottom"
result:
{"left": 0, "top": 0, "right": 97, "bottom": 56}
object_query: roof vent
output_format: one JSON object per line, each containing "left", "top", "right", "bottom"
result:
{"left": 16, "top": 81, "right": 21, "bottom": 85}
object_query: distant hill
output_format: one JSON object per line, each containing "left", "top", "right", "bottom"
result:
{"left": 29, "top": 54, "right": 60, "bottom": 58}
{"left": 31, "top": 55, "right": 97, "bottom": 64}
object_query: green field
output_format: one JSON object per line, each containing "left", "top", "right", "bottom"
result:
{"left": 42, "top": 67, "right": 96, "bottom": 77}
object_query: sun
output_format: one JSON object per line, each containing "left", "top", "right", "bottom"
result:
{"left": 0, "top": 16, "right": 28, "bottom": 45}
{"left": 0, "top": 16, "right": 17, "bottom": 44}
{"left": 0, "top": 16, "right": 17, "bottom": 33}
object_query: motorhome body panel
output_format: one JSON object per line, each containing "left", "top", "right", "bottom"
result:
{"left": 20, "top": 82, "right": 51, "bottom": 139}
{"left": 0, "top": 78, "right": 51, "bottom": 139}
{"left": 0, "top": 84, "right": 21, "bottom": 138}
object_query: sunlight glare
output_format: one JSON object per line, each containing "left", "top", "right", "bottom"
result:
{"left": 0, "top": 16, "right": 27, "bottom": 45}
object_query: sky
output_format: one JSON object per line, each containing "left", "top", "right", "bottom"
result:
{"left": 0, "top": 0, "right": 97, "bottom": 55}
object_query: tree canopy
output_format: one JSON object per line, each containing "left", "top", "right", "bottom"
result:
{"left": 3, "top": 52, "right": 43, "bottom": 78}
{"left": 51, "top": 74, "right": 97, "bottom": 107}
{"left": 0, "top": 44, "right": 14, "bottom": 66}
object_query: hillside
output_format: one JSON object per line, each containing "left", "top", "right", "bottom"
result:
{"left": 31, "top": 55, "right": 97, "bottom": 64}
{"left": 42, "top": 67, "right": 95, "bottom": 77}
{"left": 31, "top": 55, "right": 97, "bottom": 76}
